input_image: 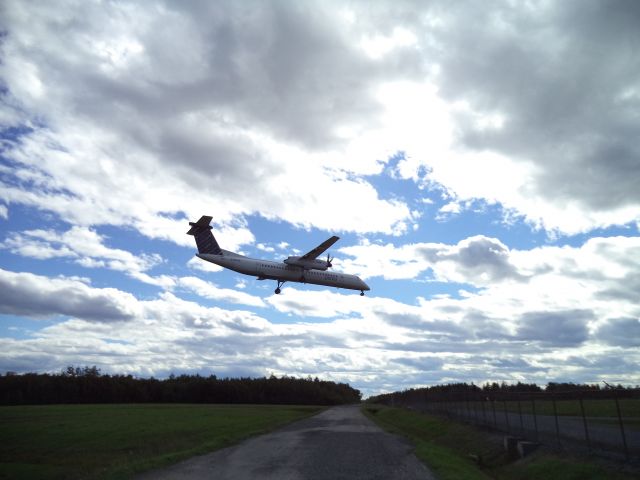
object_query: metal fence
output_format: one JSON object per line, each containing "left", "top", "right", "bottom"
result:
{"left": 391, "top": 388, "right": 639, "bottom": 461}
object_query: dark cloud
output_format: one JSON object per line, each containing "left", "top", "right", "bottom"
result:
{"left": 595, "top": 317, "right": 640, "bottom": 347}
{"left": 392, "top": 356, "right": 443, "bottom": 371}
{"left": 374, "top": 309, "right": 466, "bottom": 336}
{"left": 516, "top": 310, "right": 592, "bottom": 347}
{"left": 417, "top": 236, "right": 525, "bottom": 284}
{"left": 596, "top": 272, "right": 640, "bottom": 302}
{"left": 487, "top": 357, "right": 535, "bottom": 371}
{"left": 421, "top": 1, "right": 640, "bottom": 214}
{"left": 0, "top": 269, "right": 136, "bottom": 322}
{"left": 14, "top": 0, "right": 395, "bottom": 152}
{"left": 0, "top": 349, "right": 62, "bottom": 374}
{"left": 461, "top": 310, "right": 512, "bottom": 341}
{"left": 544, "top": 353, "right": 640, "bottom": 384}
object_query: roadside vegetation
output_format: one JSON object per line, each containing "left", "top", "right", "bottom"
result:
{"left": 0, "top": 403, "right": 323, "bottom": 479}
{"left": 362, "top": 405, "right": 639, "bottom": 480}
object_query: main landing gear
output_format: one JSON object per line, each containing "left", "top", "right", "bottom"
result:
{"left": 275, "top": 280, "right": 286, "bottom": 295}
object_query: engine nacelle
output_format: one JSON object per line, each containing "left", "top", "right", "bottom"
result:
{"left": 284, "top": 256, "right": 329, "bottom": 270}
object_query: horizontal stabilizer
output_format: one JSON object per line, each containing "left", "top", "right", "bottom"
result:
{"left": 187, "top": 215, "right": 213, "bottom": 235}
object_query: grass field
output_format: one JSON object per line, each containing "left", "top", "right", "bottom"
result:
{"left": 362, "top": 405, "right": 639, "bottom": 480}
{"left": 0, "top": 403, "right": 323, "bottom": 480}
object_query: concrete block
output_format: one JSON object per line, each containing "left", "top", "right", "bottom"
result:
{"left": 517, "top": 441, "right": 540, "bottom": 458}
{"left": 503, "top": 436, "right": 521, "bottom": 458}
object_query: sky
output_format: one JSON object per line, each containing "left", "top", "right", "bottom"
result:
{"left": 1, "top": 0, "right": 639, "bottom": 397}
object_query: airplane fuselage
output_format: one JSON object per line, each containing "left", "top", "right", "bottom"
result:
{"left": 197, "top": 250, "right": 370, "bottom": 292}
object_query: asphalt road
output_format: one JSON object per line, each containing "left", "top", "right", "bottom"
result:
{"left": 135, "top": 405, "right": 436, "bottom": 480}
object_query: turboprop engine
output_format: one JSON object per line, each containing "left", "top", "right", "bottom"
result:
{"left": 284, "top": 255, "right": 332, "bottom": 270}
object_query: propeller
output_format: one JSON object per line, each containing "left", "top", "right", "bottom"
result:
{"left": 326, "top": 253, "right": 333, "bottom": 268}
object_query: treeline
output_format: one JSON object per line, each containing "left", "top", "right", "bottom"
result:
{"left": 368, "top": 381, "right": 639, "bottom": 405}
{"left": 0, "top": 367, "right": 361, "bottom": 405}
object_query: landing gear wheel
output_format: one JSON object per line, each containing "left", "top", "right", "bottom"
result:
{"left": 275, "top": 280, "right": 286, "bottom": 295}
{"left": 360, "top": 290, "right": 365, "bottom": 296}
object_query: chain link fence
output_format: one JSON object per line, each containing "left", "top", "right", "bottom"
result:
{"left": 384, "top": 388, "right": 639, "bottom": 461}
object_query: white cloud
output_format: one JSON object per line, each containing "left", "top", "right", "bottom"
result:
{"left": 339, "top": 235, "right": 523, "bottom": 284}
{"left": 360, "top": 26, "right": 418, "bottom": 59}
{"left": 1, "top": 226, "right": 173, "bottom": 288}
{"left": 177, "top": 276, "right": 265, "bottom": 308}
{"left": 187, "top": 256, "right": 222, "bottom": 273}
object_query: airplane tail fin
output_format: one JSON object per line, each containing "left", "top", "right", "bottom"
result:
{"left": 187, "top": 215, "right": 222, "bottom": 255}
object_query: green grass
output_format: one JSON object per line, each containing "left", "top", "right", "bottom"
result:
{"left": 363, "top": 405, "right": 494, "bottom": 480}
{"left": 495, "top": 455, "right": 636, "bottom": 480}
{"left": 0, "top": 403, "right": 323, "bottom": 480}
{"left": 363, "top": 405, "right": 639, "bottom": 480}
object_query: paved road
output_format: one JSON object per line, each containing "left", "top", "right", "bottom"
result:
{"left": 136, "top": 405, "right": 436, "bottom": 480}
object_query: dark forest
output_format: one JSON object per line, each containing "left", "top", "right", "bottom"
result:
{"left": 0, "top": 367, "right": 361, "bottom": 405}
{"left": 367, "top": 381, "right": 638, "bottom": 405}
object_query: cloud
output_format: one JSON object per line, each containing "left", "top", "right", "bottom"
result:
{"left": 1, "top": 261, "right": 639, "bottom": 393}
{"left": 595, "top": 317, "right": 640, "bottom": 347}
{"left": 3, "top": 1, "right": 638, "bottom": 237}
{"left": 1, "top": 226, "right": 174, "bottom": 288}
{"left": 418, "top": 235, "right": 526, "bottom": 284}
{"left": 339, "top": 235, "right": 524, "bottom": 285}
{"left": 0, "top": 0, "right": 416, "bottom": 238}
{"left": 177, "top": 276, "right": 265, "bottom": 308}
{"left": 0, "top": 268, "right": 139, "bottom": 322}
{"left": 388, "top": 1, "right": 640, "bottom": 233}
{"left": 187, "top": 256, "right": 223, "bottom": 273}
{"left": 516, "top": 310, "right": 592, "bottom": 347}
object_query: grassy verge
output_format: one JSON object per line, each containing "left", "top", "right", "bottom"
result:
{"left": 0, "top": 403, "right": 323, "bottom": 480}
{"left": 362, "top": 405, "right": 638, "bottom": 480}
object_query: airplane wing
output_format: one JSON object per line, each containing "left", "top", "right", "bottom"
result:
{"left": 300, "top": 236, "right": 340, "bottom": 260}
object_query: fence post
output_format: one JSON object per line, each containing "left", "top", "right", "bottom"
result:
{"left": 473, "top": 394, "right": 479, "bottom": 424}
{"left": 531, "top": 397, "right": 539, "bottom": 442}
{"left": 491, "top": 398, "right": 498, "bottom": 429}
{"left": 552, "top": 393, "right": 561, "bottom": 447}
{"left": 503, "top": 398, "right": 511, "bottom": 434}
{"left": 481, "top": 396, "right": 487, "bottom": 425}
{"left": 614, "top": 393, "right": 629, "bottom": 461}
{"left": 579, "top": 397, "right": 591, "bottom": 452}
{"left": 517, "top": 397, "right": 525, "bottom": 435}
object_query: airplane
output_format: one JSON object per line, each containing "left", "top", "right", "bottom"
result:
{"left": 187, "top": 215, "right": 370, "bottom": 295}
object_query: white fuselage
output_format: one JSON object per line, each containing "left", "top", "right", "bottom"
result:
{"left": 197, "top": 250, "right": 370, "bottom": 292}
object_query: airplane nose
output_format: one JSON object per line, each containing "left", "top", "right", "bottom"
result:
{"left": 360, "top": 278, "right": 370, "bottom": 291}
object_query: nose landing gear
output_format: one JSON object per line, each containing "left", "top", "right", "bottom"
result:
{"left": 360, "top": 290, "right": 365, "bottom": 296}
